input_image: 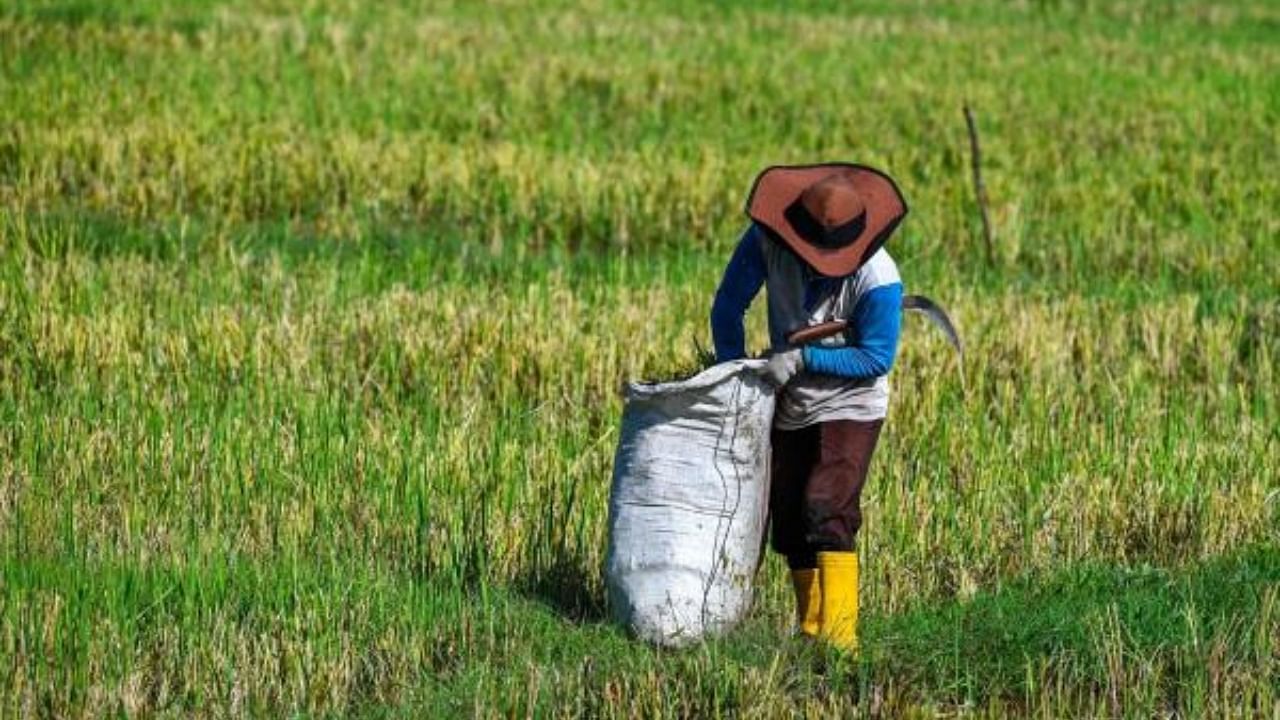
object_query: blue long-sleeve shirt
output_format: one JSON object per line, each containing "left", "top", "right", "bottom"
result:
{"left": 710, "top": 225, "right": 903, "bottom": 380}
{"left": 709, "top": 228, "right": 768, "bottom": 361}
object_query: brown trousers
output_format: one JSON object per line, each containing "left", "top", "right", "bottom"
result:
{"left": 769, "top": 419, "right": 884, "bottom": 570}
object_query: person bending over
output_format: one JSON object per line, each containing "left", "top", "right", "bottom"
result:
{"left": 710, "top": 163, "right": 907, "bottom": 651}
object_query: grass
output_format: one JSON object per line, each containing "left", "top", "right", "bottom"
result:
{"left": 1, "top": 0, "right": 1277, "bottom": 716}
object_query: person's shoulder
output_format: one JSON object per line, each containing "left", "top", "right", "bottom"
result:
{"left": 735, "top": 222, "right": 764, "bottom": 248}
{"left": 752, "top": 222, "right": 787, "bottom": 262}
{"left": 745, "top": 222, "right": 773, "bottom": 247}
{"left": 856, "top": 249, "right": 901, "bottom": 289}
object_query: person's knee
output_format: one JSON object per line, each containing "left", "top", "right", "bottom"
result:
{"left": 803, "top": 502, "right": 860, "bottom": 551}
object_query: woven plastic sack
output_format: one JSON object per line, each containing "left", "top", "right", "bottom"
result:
{"left": 605, "top": 359, "right": 775, "bottom": 647}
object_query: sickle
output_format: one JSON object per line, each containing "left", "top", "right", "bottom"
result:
{"left": 785, "top": 320, "right": 848, "bottom": 345}
{"left": 785, "top": 295, "right": 962, "bottom": 358}
{"left": 902, "top": 294, "right": 964, "bottom": 360}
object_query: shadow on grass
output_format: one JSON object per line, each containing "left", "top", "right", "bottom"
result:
{"left": 862, "top": 544, "right": 1278, "bottom": 709}
{"left": 512, "top": 553, "right": 607, "bottom": 624}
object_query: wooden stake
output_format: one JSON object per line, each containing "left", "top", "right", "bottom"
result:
{"left": 963, "top": 104, "right": 995, "bottom": 266}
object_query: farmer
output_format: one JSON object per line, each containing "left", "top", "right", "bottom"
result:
{"left": 710, "top": 163, "right": 906, "bottom": 651}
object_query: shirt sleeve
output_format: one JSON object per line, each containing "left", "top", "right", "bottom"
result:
{"left": 802, "top": 282, "right": 903, "bottom": 379}
{"left": 710, "top": 225, "right": 767, "bottom": 361}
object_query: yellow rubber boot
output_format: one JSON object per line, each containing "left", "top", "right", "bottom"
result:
{"left": 790, "top": 569, "right": 821, "bottom": 637}
{"left": 816, "top": 552, "right": 859, "bottom": 651}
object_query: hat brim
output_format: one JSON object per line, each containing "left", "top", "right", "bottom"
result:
{"left": 746, "top": 163, "right": 908, "bottom": 277}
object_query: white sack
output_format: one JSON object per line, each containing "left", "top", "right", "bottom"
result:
{"left": 606, "top": 359, "right": 775, "bottom": 647}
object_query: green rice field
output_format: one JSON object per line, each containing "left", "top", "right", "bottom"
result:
{"left": 1, "top": 0, "right": 1277, "bottom": 716}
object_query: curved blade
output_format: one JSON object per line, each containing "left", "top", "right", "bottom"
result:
{"left": 902, "top": 294, "right": 963, "bottom": 359}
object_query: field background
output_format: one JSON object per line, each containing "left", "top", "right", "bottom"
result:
{"left": 1, "top": 0, "right": 1277, "bottom": 717}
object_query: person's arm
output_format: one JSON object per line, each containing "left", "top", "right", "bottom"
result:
{"left": 710, "top": 225, "right": 767, "bottom": 361}
{"left": 802, "top": 282, "right": 903, "bottom": 379}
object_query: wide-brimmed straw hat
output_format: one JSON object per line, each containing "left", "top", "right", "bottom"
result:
{"left": 746, "top": 162, "right": 908, "bottom": 277}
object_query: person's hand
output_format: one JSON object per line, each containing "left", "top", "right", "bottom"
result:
{"left": 758, "top": 348, "right": 803, "bottom": 387}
